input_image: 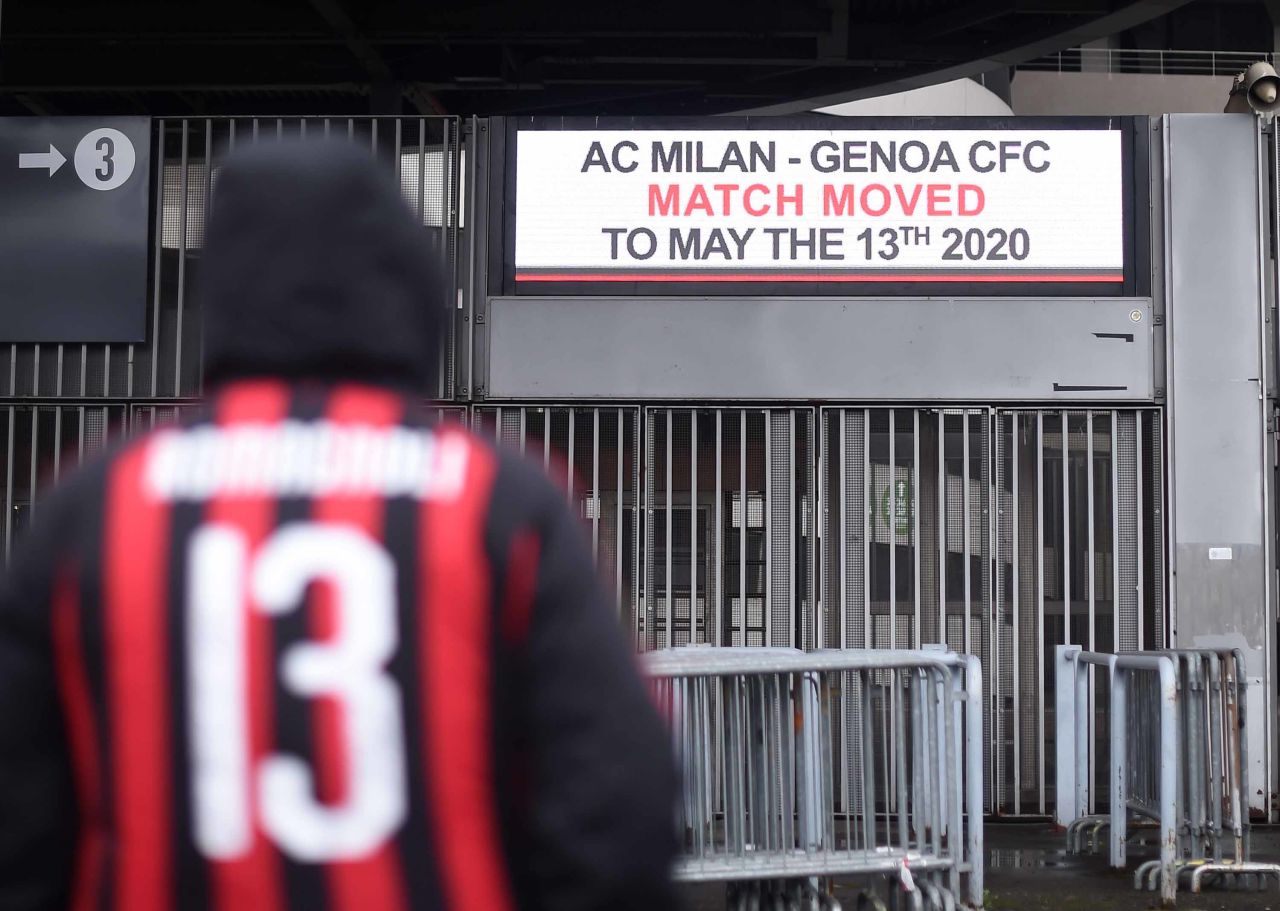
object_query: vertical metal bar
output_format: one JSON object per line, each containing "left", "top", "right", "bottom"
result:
{"left": 543, "top": 410, "right": 550, "bottom": 471}
{"left": 1037, "top": 411, "right": 1046, "bottom": 813}
{"left": 149, "top": 120, "right": 166, "bottom": 397}
{"left": 394, "top": 119, "right": 402, "bottom": 184}
{"left": 592, "top": 409, "right": 600, "bottom": 563}
{"left": 1012, "top": 413, "right": 1021, "bottom": 814}
{"left": 889, "top": 409, "right": 897, "bottom": 649}
{"left": 765, "top": 412, "right": 772, "bottom": 646}
{"left": 716, "top": 411, "right": 723, "bottom": 647}
{"left": 28, "top": 407, "right": 38, "bottom": 520}
{"left": 788, "top": 409, "right": 795, "bottom": 649}
{"left": 1136, "top": 414, "right": 1145, "bottom": 648}
{"left": 52, "top": 407, "right": 62, "bottom": 483}
{"left": 839, "top": 410, "right": 848, "bottom": 649}
{"left": 988, "top": 406, "right": 999, "bottom": 805}
{"left": 616, "top": 409, "right": 624, "bottom": 610}
{"left": 665, "top": 410, "right": 673, "bottom": 648}
{"left": 860, "top": 670, "right": 875, "bottom": 849}
{"left": 174, "top": 120, "right": 189, "bottom": 396}
{"left": 1063, "top": 412, "right": 1072, "bottom": 646}
{"left": 962, "top": 411, "right": 971, "bottom": 654}
{"left": 519, "top": 409, "right": 526, "bottom": 456}
{"left": 817, "top": 412, "right": 826, "bottom": 650}
{"left": 894, "top": 670, "right": 909, "bottom": 847}
{"left": 691, "top": 410, "right": 698, "bottom": 642}
{"left": 4, "top": 407, "right": 13, "bottom": 560}
{"left": 640, "top": 410, "right": 650, "bottom": 649}
{"left": 740, "top": 409, "right": 747, "bottom": 646}
{"left": 445, "top": 118, "right": 460, "bottom": 400}
{"left": 939, "top": 411, "right": 946, "bottom": 640}
{"left": 1111, "top": 411, "right": 1121, "bottom": 653}
{"left": 567, "top": 409, "right": 576, "bottom": 503}
{"left": 914, "top": 410, "right": 921, "bottom": 648}
{"left": 862, "top": 408, "right": 870, "bottom": 648}
{"left": 417, "top": 120, "right": 426, "bottom": 223}
{"left": 1087, "top": 411, "right": 1096, "bottom": 653}
{"left": 632, "top": 410, "right": 641, "bottom": 646}
{"left": 493, "top": 406, "right": 502, "bottom": 441}
{"left": 463, "top": 118, "right": 477, "bottom": 401}
{"left": 1086, "top": 411, "right": 1096, "bottom": 812}
{"left": 198, "top": 118, "right": 212, "bottom": 395}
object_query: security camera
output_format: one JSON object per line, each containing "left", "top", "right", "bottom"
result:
{"left": 1225, "top": 61, "right": 1280, "bottom": 115}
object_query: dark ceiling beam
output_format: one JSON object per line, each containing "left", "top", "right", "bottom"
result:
{"left": 907, "top": 1, "right": 1017, "bottom": 39}
{"left": 306, "top": 0, "right": 393, "bottom": 81}
{"left": 536, "top": 55, "right": 880, "bottom": 67}
{"left": 405, "top": 83, "right": 448, "bottom": 114}
{"left": 307, "top": 0, "right": 446, "bottom": 114}
{"left": 818, "top": 0, "right": 848, "bottom": 59}
{"left": 13, "top": 93, "right": 57, "bottom": 115}
{"left": 2, "top": 30, "right": 337, "bottom": 45}
{"left": 854, "top": 1, "right": 1109, "bottom": 45}
{"left": 2, "top": 29, "right": 824, "bottom": 47}
{"left": 0, "top": 83, "right": 369, "bottom": 94}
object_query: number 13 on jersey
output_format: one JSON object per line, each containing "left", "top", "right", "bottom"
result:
{"left": 188, "top": 522, "right": 408, "bottom": 862}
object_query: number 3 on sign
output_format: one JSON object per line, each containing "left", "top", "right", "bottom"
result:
{"left": 188, "top": 522, "right": 408, "bottom": 862}
{"left": 73, "top": 127, "right": 136, "bottom": 191}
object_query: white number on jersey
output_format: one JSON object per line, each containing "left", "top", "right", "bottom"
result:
{"left": 188, "top": 522, "right": 407, "bottom": 862}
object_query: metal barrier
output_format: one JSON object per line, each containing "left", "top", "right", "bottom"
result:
{"left": 1055, "top": 645, "right": 1280, "bottom": 905}
{"left": 645, "top": 646, "right": 984, "bottom": 911}
{"left": 1020, "top": 47, "right": 1272, "bottom": 77}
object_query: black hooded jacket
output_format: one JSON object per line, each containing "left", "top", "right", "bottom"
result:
{"left": 0, "top": 142, "right": 679, "bottom": 911}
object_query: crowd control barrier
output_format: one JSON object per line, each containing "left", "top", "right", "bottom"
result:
{"left": 1054, "top": 645, "right": 1280, "bottom": 905}
{"left": 644, "top": 646, "right": 984, "bottom": 911}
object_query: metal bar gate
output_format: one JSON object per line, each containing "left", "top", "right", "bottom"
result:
{"left": 475, "top": 405, "right": 1164, "bottom": 816}
{"left": 820, "top": 407, "right": 1165, "bottom": 815}
{"left": 3, "top": 398, "right": 1165, "bottom": 817}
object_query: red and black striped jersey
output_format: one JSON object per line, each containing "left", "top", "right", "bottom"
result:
{"left": 0, "top": 381, "right": 678, "bottom": 911}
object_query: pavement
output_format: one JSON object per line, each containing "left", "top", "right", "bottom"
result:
{"left": 679, "top": 823, "right": 1280, "bottom": 910}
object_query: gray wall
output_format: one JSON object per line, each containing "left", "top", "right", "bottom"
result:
{"left": 1164, "top": 114, "right": 1273, "bottom": 812}
{"left": 1012, "top": 72, "right": 1234, "bottom": 116}
{"left": 484, "top": 296, "right": 1154, "bottom": 402}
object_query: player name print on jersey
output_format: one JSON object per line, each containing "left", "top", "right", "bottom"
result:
{"left": 144, "top": 422, "right": 471, "bottom": 500}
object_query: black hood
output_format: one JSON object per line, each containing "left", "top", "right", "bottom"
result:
{"left": 200, "top": 140, "right": 443, "bottom": 393}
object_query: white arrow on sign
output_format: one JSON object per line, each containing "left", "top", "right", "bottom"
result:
{"left": 18, "top": 144, "right": 67, "bottom": 176}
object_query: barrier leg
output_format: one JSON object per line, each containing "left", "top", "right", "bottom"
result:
{"left": 1110, "top": 670, "right": 1128, "bottom": 868}
{"left": 963, "top": 656, "right": 984, "bottom": 907}
{"left": 1158, "top": 659, "right": 1179, "bottom": 908}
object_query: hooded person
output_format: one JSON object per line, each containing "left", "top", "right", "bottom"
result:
{"left": 0, "top": 140, "right": 680, "bottom": 911}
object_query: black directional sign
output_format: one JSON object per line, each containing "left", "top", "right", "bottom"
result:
{"left": 0, "top": 117, "right": 151, "bottom": 342}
